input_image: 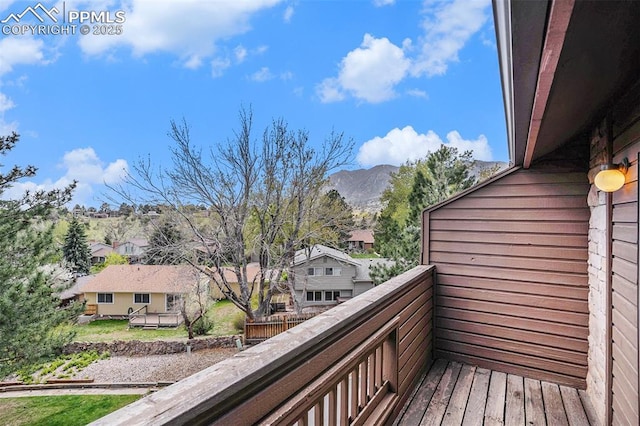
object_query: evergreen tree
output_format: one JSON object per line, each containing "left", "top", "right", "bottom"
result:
{"left": 62, "top": 218, "right": 91, "bottom": 275}
{"left": 144, "top": 220, "right": 184, "bottom": 265}
{"left": 0, "top": 132, "right": 80, "bottom": 378}
{"left": 371, "top": 146, "right": 476, "bottom": 284}
{"left": 319, "top": 189, "right": 355, "bottom": 249}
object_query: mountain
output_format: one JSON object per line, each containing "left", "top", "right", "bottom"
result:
{"left": 328, "top": 164, "right": 399, "bottom": 212}
{"left": 328, "top": 161, "right": 508, "bottom": 213}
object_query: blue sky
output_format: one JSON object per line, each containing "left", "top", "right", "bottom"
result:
{"left": 0, "top": 0, "right": 506, "bottom": 206}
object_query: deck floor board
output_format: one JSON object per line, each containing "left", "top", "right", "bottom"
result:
{"left": 395, "top": 359, "right": 592, "bottom": 426}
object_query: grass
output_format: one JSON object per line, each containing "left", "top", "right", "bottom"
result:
{"left": 73, "top": 300, "right": 245, "bottom": 342}
{"left": 16, "top": 351, "right": 110, "bottom": 384}
{"left": 207, "top": 299, "right": 245, "bottom": 336}
{"left": 73, "top": 320, "right": 186, "bottom": 342}
{"left": 0, "top": 395, "right": 141, "bottom": 426}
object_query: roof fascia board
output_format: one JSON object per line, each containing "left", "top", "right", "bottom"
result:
{"left": 523, "top": 0, "right": 575, "bottom": 168}
{"left": 492, "top": 0, "right": 515, "bottom": 165}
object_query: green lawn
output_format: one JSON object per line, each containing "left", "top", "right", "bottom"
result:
{"left": 0, "top": 395, "right": 141, "bottom": 426}
{"left": 73, "top": 300, "right": 244, "bottom": 342}
{"left": 73, "top": 320, "right": 186, "bottom": 342}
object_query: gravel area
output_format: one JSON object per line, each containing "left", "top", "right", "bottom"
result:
{"left": 71, "top": 348, "right": 238, "bottom": 383}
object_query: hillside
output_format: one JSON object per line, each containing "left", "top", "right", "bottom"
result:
{"left": 328, "top": 160, "right": 508, "bottom": 213}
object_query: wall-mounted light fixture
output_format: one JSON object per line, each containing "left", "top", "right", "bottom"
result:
{"left": 594, "top": 158, "right": 629, "bottom": 192}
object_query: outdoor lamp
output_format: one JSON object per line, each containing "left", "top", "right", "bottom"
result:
{"left": 594, "top": 158, "right": 629, "bottom": 192}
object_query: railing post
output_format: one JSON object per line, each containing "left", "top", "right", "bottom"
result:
{"left": 383, "top": 327, "right": 399, "bottom": 393}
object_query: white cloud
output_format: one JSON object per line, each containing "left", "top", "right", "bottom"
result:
{"left": 406, "top": 88, "right": 428, "bottom": 98}
{"left": 373, "top": 0, "right": 395, "bottom": 6}
{"left": 316, "top": 78, "right": 344, "bottom": 103}
{"left": 412, "top": 0, "right": 490, "bottom": 77}
{"left": 2, "top": 147, "right": 129, "bottom": 206}
{"left": 0, "top": 36, "right": 48, "bottom": 76}
{"left": 0, "top": 91, "right": 17, "bottom": 133}
{"left": 250, "top": 67, "right": 274, "bottom": 82}
{"left": 356, "top": 126, "right": 491, "bottom": 166}
{"left": 317, "top": 34, "right": 411, "bottom": 103}
{"left": 77, "top": 0, "right": 283, "bottom": 68}
{"left": 280, "top": 71, "right": 293, "bottom": 80}
{"left": 211, "top": 57, "right": 231, "bottom": 78}
{"left": 283, "top": 5, "right": 294, "bottom": 22}
{"left": 234, "top": 45, "right": 248, "bottom": 63}
{"left": 316, "top": 0, "right": 490, "bottom": 103}
{"left": 0, "top": 92, "right": 15, "bottom": 113}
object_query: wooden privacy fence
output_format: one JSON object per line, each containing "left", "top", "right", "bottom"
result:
{"left": 244, "top": 313, "right": 316, "bottom": 343}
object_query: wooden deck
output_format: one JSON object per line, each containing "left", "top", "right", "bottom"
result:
{"left": 394, "top": 359, "right": 598, "bottom": 426}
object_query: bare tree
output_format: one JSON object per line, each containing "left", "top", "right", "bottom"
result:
{"left": 110, "top": 107, "right": 353, "bottom": 320}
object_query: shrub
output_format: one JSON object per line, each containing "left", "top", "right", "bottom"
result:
{"left": 192, "top": 316, "right": 212, "bottom": 336}
{"left": 232, "top": 312, "right": 246, "bottom": 333}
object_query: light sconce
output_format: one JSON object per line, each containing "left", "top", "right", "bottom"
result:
{"left": 594, "top": 158, "right": 629, "bottom": 192}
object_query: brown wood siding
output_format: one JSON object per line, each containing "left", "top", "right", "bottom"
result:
{"left": 610, "top": 113, "right": 640, "bottom": 424}
{"left": 424, "top": 167, "right": 589, "bottom": 388}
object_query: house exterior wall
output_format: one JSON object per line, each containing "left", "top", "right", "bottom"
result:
{"left": 354, "top": 281, "right": 374, "bottom": 296}
{"left": 423, "top": 161, "right": 590, "bottom": 388}
{"left": 585, "top": 81, "right": 640, "bottom": 425}
{"left": 210, "top": 282, "right": 257, "bottom": 300}
{"left": 293, "top": 256, "right": 358, "bottom": 304}
{"left": 85, "top": 292, "right": 169, "bottom": 315}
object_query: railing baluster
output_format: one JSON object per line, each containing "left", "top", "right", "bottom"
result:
{"left": 375, "top": 346, "right": 383, "bottom": 390}
{"left": 359, "top": 360, "right": 367, "bottom": 408}
{"left": 340, "top": 377, "right": 349, "bottom": 425}
{"left": 315, "top": 399, "right": 324, "bottom": 426}
{"left": 328, "top": 385, "right": 337, "bottom": 426}
{"left": 350, "top": 368, "right": 358, "bottom": 421}
{"left": 368, "top": 352, "right": 376, "bottom": 397}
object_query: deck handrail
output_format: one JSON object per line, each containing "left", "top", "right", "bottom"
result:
{"left": 91, "top": 265, "right": 434, "bottom": 425}
{"left": 129, "top": 305, "right": 148, "bottom": 317}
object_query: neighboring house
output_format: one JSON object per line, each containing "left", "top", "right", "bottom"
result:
{"left": 58, "top": 274, "right": 94, "bottom": 306}
{"left": 208, "top": 262, "right": 261, "bottom": 300}
{"left": 346, "top": 229, "right": 374, "bottom": 252}
{"left": 292, "top": 245, "right": 384, "bottom": 305}
{"left": 89, "top": 241, "right": 114, "bottom": 265}
{"left": 81, "top": 264, "right": 197, "bottom": 317}
{"left": 114, "top": 238, "right": 149, "bottom": 264}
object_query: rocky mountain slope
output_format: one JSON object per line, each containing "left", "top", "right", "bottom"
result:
{"left": 328, "top": 161, "right": 508, "bottom": 212}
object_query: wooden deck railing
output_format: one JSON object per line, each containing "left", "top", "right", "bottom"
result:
{"left": 91, "top": 265, "right": 434, "bottom": 425}
{"left": 262, "top": 316, "right": 400, "bottom": 425}
{"left": 244, "top": 313, "right": 316, "bottom": 343}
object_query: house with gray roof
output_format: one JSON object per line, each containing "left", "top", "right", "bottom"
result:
{"left": 292, "top": 245, "right": 388, "bottom": 306}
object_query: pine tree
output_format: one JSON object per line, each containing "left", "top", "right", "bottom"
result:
{"left": 0, "top": 132, "right": 80, "bottom": 378}
{"left": 62, "top": 218, "right": 91, "bottom": 275}
{"left": 144, "top": 220, "right": 184, "bottom": 265}
{"left": 371, "top": 146, "right": 476, "bottom": 284}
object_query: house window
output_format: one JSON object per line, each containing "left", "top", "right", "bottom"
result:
{"left": 134, "top": 293, "right": 150, "bottom": 304}
{"left": 166, "top": 294, "right": 182, "bottom": 312}
{"left": 325, "top": 291, "right": 341, "bottom": 301}
{"left": 307, "top": 267, "right": 323, "bottom": 276}
{"left": 97, "top": 293, "right": 113, "bottom": 304}
{"left": 325, "top": 267, "right": 341, "bottom": 276}
{"left": 306, "top": 291, "right": 322, "bottom": 302}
